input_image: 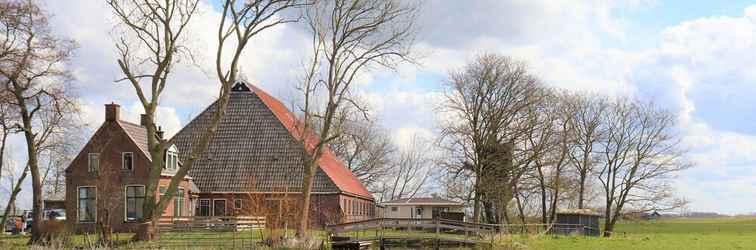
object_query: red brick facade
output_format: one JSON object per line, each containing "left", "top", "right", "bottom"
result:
{"left": 64, "top": 104, "right": 192, "bottom": 233}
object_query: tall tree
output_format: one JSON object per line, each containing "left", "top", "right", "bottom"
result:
{"left": 0, "top": 0, "right": 78, "bottom": 243}
{"left": 296, "top": 0, "right": 417, "bottom": 237}
{"left": 107, "top": 0, "right": 306, "bottom": 240}
{"left": 597, "top": 99, "right": 688, "bottom": 237}
{"left": 564, "top": 93, "right": 607, "bottom": 209}
{"left": 525, "top": 91, "right": 573, "bottom": 225}
{"left": 439, "top": 53, "right": 543, "bottom": 223}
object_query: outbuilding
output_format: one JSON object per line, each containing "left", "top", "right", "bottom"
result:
{"left": 553, "top": 209, "right": 601, "bottom": 236}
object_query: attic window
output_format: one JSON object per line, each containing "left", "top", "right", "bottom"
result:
{"left": 165, "top": 152, "right": 178, "bottom": 171}
{"left": 88, "top": 153, "right": 99, "bottom": 173}
{"left": 122, "top": 152, "right": 134, "bottom": 170}
{"left": 165, "top": 145, "right": 179, "bottom": 171}
{"left": 231, "top": 82, "right": 251, "bottom": 92}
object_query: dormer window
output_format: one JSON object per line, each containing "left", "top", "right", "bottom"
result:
{"left": 165, "top": 152, "right": 177, "bottom": 170}
{"left": 122, "top": 152, "right": 134, "bottom": 170}
{"left": 164, "top": 145, "right": 178, "bottom": 171}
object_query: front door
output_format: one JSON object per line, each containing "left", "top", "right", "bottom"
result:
{"left": 415, "top": 207, "right": 423, "bottom": 219}
{"left": 213, "top": 199, "right": 226, "bottom": 216}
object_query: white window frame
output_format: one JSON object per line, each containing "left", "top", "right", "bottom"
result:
{"left": 212, "top": 199, "right": 227, "bottom": 217}
{"left": 174, "top": 188, "right": 185, "bottom": 217}
{"left": 123, "top": 185, "right": 145, "bottom": 222}
{"left": 199, "top": 199, "right": 211, "bottom": 217}
{"left": 165, "top": 145, "right": 178, "bottom": 171}
{"left": 77, "top": 186, "right": 97, "bottom": 223}
{"left": 122, "top": 152, "right": 134, "bottom": 170}
{"left": 88, "top": 153, "right": 99, "bottom": 173}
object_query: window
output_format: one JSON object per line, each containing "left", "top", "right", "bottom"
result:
{"left": 174, "top": 188, "right": 185, "bottom": 217}
{"left": 199, "top": 199, "right": 210, "bottom": 216}
{"left": 165, "top": 150, "right": 178, "bottom": 171}
{"left": 125, "top": 186, "right": 145, "bottom": 222}
{"left": 78, "top": 187, "right": 96, "bottom": 222}
{"left": 432, "top": 207, "right": 450, "bottom": 218}
{"left": 158, "top": 186, "right": 168, "bottom": 215}
{"left": 122, "top": 152, "right": 134, "bottom": 170}
{"left": 188, "top": 199, "right": 194, "bottom": 216}
{"left": 234, "top": 199, "right": 243, "bottom": 210}
{"left": 88, "top": 153, "right": 99, "bottom": 172}
{"left": 213, "top": 199, "right": 226, "bottom": 216}
{"left": 391, "top": 206, "right": 398, "bottom": 212}
{"left": 352, "top": 200, "right": 357, "bottom": 215}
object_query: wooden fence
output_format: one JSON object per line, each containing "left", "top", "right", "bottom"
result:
{"left": 158, "top": 216, "right": 266, "bottom": 232}
{"left": 327, "top": 218, "right": 598, "bottom": 242}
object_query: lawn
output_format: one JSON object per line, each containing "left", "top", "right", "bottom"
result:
{"left": 528, "top": 217, "right": 756, "bottom": 250}
{"left": 2, "top": 218, "right": 756, "bottom": 249}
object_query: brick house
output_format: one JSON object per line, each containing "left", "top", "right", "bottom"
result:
{"left": 65, "top": 82, "right": 374, "bottom": 232}
{"left": 170, "top": 82, "right": 374, "bottom": 228}
{"left": 64, "top": 104, "right": 196, "bottom": 233}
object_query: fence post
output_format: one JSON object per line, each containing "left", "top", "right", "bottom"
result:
{"left": 435, "top": 218, "right": 440, "bottom": 250}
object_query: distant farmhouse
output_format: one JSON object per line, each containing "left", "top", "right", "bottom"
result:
{"left": 381, "top": 197, "right": 465, "bottom": 221}
{"left": 65, "top": 82, "right": 374, "bottom": 233}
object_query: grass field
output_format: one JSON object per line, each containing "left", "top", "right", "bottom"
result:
{"left": 526, "top": 217, "right": 756, "bottom": 250}
{"left": 2, "top": 217, "right": 756, "bottom": 249}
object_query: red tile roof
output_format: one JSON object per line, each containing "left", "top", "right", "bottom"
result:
{"left": 249, "top": 85, "right": 373, "bottom": 199}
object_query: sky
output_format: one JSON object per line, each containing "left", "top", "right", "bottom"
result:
{"left": 4, "top": 0, "right": 756, "bottom": 215}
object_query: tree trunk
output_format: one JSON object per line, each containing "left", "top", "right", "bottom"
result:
{"left": 578, "top": 172, "right": 586, "bottom": 209}
{"left": 18, "top": 95, "right": 43, "bottom": 243}
{"left": 483, "top": 200, "right": 496, "bottom": 224}
{"left": 472, "top": 176, "right": 481, "bottom": 223}
{"left": 602, "top": 199, "right": 613, "bottom": 237}
{"left": 0, "top": 131, "right": 8, "bottom": 180}
{"left": 297, "top": 158, "right": 316, "bottom": 237}
{"left": 0, "top": 165, "right": 29, "bottom": 228}
{"left": 603, "top": 220, "right": 614, "bottom": 237}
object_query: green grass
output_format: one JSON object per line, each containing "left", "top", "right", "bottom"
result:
{"left": 3, "top": 218, "right": 756, "bottom": 249}
{"left": 528, "top": 217, "right": 756, "bottom": 250}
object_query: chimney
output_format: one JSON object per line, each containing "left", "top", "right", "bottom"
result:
{"left": 156, "top": 126, "right": 164, "bottom": 139}
{"left": 105, "top": 103, "right": 120, "bottom": 122}
{"left": 140, "top": 114, "right": 149, "bottom": 127}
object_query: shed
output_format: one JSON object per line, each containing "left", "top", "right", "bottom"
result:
{"left": 553, "top": 209, "right": 601, "bottom": 236}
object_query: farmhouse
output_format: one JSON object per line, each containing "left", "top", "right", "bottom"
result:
{"left": 65, "top": 81, "right": 374, "bottom": 233}
{"left": 64, "top": 103, "right": 196, "bottom": 233}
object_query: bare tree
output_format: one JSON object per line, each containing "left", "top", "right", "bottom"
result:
{"left": 321, "top": 117, "right": 396, "bottom": 192}
{"left": 597, "top": 99, "right": 689, "bottom": 237}
{"left": 0, "top": 146, "right": 28, "bottom": 226}
{"left": 380, "top": 135, "right": 432, "bottom": 202}
{"left": 0, "top": 0, "right": 78, "bottom": 243}
{"left": 106, "top": 0, "right": 306, "bottom": 240}
{"left": 439, "top": 53, "right": 543, "bottom": 223}
{"left": 0, "top": 94, "right": 17, "bottom": 180}
{"left": 525, "top": 91, "right": 577, "bottom": 225}
{"left": 564, "top": 93, "right": 607, "bottom": 209}
{"left": 296, "top": 0, "right": 417, "bottom": 237}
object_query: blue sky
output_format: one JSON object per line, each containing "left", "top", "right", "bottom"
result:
{"left": 4, "top": 0, "right": 756, "bottom": 214}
